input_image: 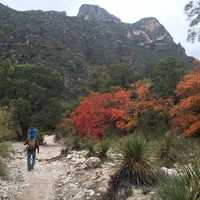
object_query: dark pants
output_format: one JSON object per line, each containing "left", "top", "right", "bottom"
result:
{"left": 27, "top": 150, "right": 36, "bottom": 171}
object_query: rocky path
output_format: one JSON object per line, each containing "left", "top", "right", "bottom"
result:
{"left": 18, "top": 135, "right": 64, "bottom": 200}
{"left": 0, "top": 136, "right": 156, "bottom": 200}
{"left": 0, "top": 135, "right": 65, "bottom": 200}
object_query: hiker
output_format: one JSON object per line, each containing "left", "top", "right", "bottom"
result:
{"left": 24, "top": 127, "right": 39, "bottom": 171}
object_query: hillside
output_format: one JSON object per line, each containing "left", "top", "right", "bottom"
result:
{"left": 0, "top": 3, "right": 194, "bottom": 98}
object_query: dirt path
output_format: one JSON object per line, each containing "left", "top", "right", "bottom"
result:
{"left": 17, "top": 135, "right": 64, "bottom": 200}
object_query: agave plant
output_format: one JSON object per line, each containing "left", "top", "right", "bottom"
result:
{"left": 114, "top": 135, "right": 156, "bottom": 186}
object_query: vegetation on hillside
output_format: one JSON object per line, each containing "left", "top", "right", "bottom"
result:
{"left": 0, "top": 61, "right": 65, "bottom": 138}
{"left": 171, "top": 64, "right": 200, "bottom": 136}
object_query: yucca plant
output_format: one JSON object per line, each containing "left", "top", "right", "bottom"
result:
{"left": 157, "top": 133, "right": 179, "bottom": 167}
{"left": 114, "top": 135, "right": 156, "bottom": 186}
{"left": 157, "top": 175, "right": 189, "bottom": 200}
{"left": 157, "top": 164, "right": 200, "bottom": 200}
{"left": 83, "top": 138, "right": 96, "bottom": 157}
{"left": 96, "top": 139, "right": 111, "bottom": 159}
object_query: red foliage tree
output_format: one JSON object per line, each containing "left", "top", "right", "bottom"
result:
{"left": 72, "top": 90, "right": 133, "bottom": 138}
{"left": 124, "top": 81, "right": 171, "bottom": 130}
{"left": 72, "top": 81, "right": 170, "bottom": 138}
{"left": 171, "top": 65, "right": 200, "bottom": 136}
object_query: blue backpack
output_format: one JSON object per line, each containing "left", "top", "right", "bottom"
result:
{"left": 28, "top": 127, "right": 38, "bottom": 140}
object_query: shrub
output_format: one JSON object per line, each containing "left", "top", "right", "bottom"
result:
{"left": 0, "top": 142, "right": 13, "bottom": 178}
{"left": 157, "top": 164, "right": 200, "bottom": 200}
{"left": 114, "top": 135, "right": 156, "bottom": 186}
{"left": 96, "top": 139, "right": 111, "bottom": 159}
{"left": 82, "top": 138, "right": 96, "bottom": 157}
{"left": 0, "top": 142, "right": 13, "bottom": 158}
{"left": 56, "top": 117, "right": 77, "bottom": 141}
{"left": 37, "top": 132, "right": 44, "bottom": 145}
{"left": 171, "top": 65, "right": 200, "bottom": 136}
{"left": 64, "top": 135, "right": 82, "bottom": 151}
{"left": 137, "top": 109, "right": 170, "bottom": 139}
{"left": 72, "top": 90, "right": 132, "bottom": 138}
{"left": 157, "top": 133, "right": 178, "bottom": 167}
{"left": 0, "top": 107, "right": 15, "bottom": 142}
{"left": 0, "top": 159, "right": 7, "bottom": 177}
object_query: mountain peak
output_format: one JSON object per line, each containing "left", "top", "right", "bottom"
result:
{"left": 78, "top": 4, "right": 121, "bottom": 23}
{"left": 0, "top": 2, "right": 11, "bottom": 11}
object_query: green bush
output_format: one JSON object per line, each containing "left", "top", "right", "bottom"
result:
{"left": 0, "top": 159, "right": 7, "bottom": 177}
{"left": 0, "top": 142, "right": 13, "bottom": 178}
{"left": 136, "top": 109, "right": 170, "bottom": 139}
{"left": 115, "top": 135, "right": 156, "bottom": 186}
{"left": 157, "top": 164, "right": 200, "bottom": 200}
{"left": 37, "top": 132, "right": 44, "bottom": 145}
{"left": 64, "top": 135, "right": 82, "bottom": 151}
{"left": 55, "top": 118, "right": 77, "bottom": 141}
{"left": 96, "top": 139, "right": 111, "bottom": 159}
{"left": 0, "top": 142, "right": 13, "bottom": 158}
{"left": 157, "top": 133, "right": 179, "bottom": 167}
{"left": 0, "top": 107, "right": 15, "bottom": 142}
{"left": 82, "top": 138, "right": 96, "bottom": 157}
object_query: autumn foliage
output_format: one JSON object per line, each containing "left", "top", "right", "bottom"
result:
{"left": 171, "top": 65, "right": 200, "bottom": 136}
{"left": 72, "top": 90, "right": 132, "bottom": 138}
{"left": 72, "top": 81, "right": 170, "bottom": 138}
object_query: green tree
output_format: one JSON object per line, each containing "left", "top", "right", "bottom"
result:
{"left": 0, "top": 62, "right": 64, "bottom": 137}
{"left": 87, "top": 64, "right": 137, "bottom": 92}
{"left": 149, "top": 57, "right": 185, "bottom": 97}
{"left": 185, "top": 0, "right": 200, "bottom": 42}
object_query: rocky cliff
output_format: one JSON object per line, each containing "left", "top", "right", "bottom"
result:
{"left": 78, "top": 4, "right": 121, "bottom": 23}
{"left": 0, "top": 3, "right": 193, "bottom": 68}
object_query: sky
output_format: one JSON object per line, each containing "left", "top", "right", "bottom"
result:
{"left": 0, "top": 0, "right": 199, "bottom": 58}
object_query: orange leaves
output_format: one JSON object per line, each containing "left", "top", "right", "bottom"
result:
{"left": 135, "top": 80, "right": 151, "bottom": 99}
{"left": 72, "top": 90, "right": 132, "bottom": 138}
{"left": 185, "top": 121, "right": 200, "bottom": 136}
{"left": 71, "top": 81, "right": 170, "bottom": 138}
{"left": 129, "top": 81, "right": 170, "bottom": 125}
{"left": 172, "top": 65, "right": 200, "bottom": 136}
{"left": 176, "top": 67, "right": 200, "bottom": 97}
{"left": 72, "top": 93, "right": 113, "bottom": 138}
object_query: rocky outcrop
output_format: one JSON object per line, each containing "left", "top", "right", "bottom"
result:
{"left": 78, "top": 4, "right": 121, "bottom": 23}
{"left": 85, "top": 157, "right": 101, "bottom": 169}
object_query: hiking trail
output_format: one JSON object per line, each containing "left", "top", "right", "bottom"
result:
{"left": 16, "top": 135, "right": 64, "bottom": 200}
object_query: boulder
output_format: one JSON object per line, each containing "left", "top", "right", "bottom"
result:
{"left": 85, "top": 157, "right": 101, "bottom": 169}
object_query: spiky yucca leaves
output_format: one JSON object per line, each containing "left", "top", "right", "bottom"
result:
{"left": 157, "top": 175, "right": 189, "bottom": 200}
{"left": 96, "top": 139, "right": 111, "bottom": 159}
{"left": 157, "top": 164, "right": 200, "bottom": 200}
{"left": 157, "top": 134, "right": 178, "bottom": 167}
{"left": 114, "top": 135, "right": 156, "bottom": 186}
{"left": 82, "top": 138, "right": 96, "bottom": 157}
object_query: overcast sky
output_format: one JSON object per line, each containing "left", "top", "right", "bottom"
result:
{"left": 0, "top": 0, "right": 199, "bottom": 58}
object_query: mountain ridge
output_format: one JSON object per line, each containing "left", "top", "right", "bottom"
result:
{"left": 0, "top": 3, "right": 194, "bottom": 98}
